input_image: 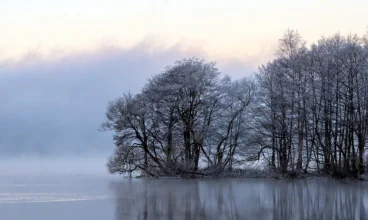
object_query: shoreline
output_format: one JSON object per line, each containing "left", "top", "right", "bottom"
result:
{"left": 132, "top": 169, "right": 368, "bottom": 181}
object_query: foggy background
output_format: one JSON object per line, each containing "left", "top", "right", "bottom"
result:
{"left": 0, "top": 41, "right": 255, "bottom": 174}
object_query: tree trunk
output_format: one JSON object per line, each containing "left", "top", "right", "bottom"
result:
{"left": 193, "top": 143, "right": 201, "bottom": 172}
{"left": 166, "top": 123, "right": 173, "bottom": 173}
{"left": 358, "top": 135, "right": 365, "bottom": 173}
{"left": 184, "top": 124, "right": 191, "bottom": 170}
{"left": 296, "top": 122, "right": 303, "bottom": 170}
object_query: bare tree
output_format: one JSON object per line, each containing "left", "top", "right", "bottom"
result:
{"left": 103, "top": 30, "right": 368, "bottom": 179}
{"left": 254, "top": 30, "right": 368, "bottom": 178}
{"left": 103, "top": 58, "right": 255, "bottom": 176}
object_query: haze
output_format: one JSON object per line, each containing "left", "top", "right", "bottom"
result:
{"left": 1, "top": 0, "right": 367, "bottom": 173}
{"left": 1, "top": 1, "right": 368, "bottom": 220}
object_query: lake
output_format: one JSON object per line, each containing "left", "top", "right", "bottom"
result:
{"left": 0, "top": 174, "right": 367, "bottom": 220}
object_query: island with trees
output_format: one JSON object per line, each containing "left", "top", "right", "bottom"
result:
{"left": 102, "top": 30, "right": 368, "bottom": 179}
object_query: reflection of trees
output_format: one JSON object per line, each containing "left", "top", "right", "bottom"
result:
{"left": 110, "top": 179, "right": 368, "bottom": 220}
{"left": 270, "top": 180, "right": 367, "bottom": 220}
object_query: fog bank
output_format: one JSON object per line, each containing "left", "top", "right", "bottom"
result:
{"left": 0, "top": 41, "right": 255, "bottom": 157}
{"left": 0, "top": 156, "right": 112, "bottom": 176}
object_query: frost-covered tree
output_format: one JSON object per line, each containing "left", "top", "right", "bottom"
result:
{"left": 254, "top": 30, "right": 368, "bottom": 177}
{"left": 103, "top": 58, "right": 255, "bottom": 176}
{"left": 103, "top": 30, "right": 368, "bottom": 179}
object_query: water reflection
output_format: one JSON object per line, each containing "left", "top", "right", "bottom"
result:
{"left": 110, "top": 178, "right": 368, "bottom": 220}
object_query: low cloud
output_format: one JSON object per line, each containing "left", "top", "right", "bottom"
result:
{"left": 0, "top": 41, "right": 257, "bottom": 157}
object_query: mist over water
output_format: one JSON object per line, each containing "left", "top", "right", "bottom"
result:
{"left": 0, "top": 156, "right": 110, "bottom": 176}
{"left": 1, "top": 174, "right": 367, "bottom": 220}
{"left": 111, "top": 178, "right": 368, "bottom": 220}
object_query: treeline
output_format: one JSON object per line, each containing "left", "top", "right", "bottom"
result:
{"left": 102, "top": 30, "right": 368, "bottom": 178}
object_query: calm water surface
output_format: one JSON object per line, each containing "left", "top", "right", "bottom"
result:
{"left": 0, "top": 175, "right": 367, "bottom": 220}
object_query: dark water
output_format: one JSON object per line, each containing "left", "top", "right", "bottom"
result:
{"left": 0, "top": 175, "right": 367, "bottom": 220}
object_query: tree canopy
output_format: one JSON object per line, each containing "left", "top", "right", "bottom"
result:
{"left": 103, "top": 30, "right": 368, "bottom": 178}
